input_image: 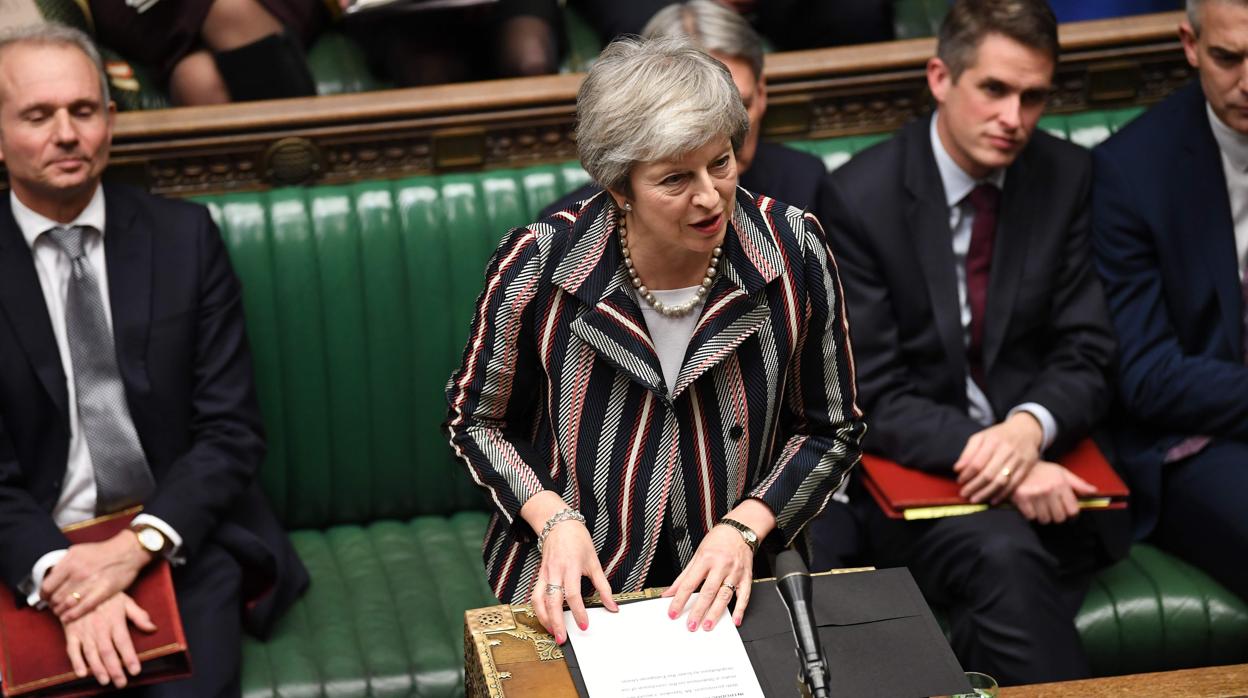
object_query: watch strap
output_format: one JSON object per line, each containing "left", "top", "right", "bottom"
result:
{"left": 717, "top": 517, "right": 758, "bottom": 552}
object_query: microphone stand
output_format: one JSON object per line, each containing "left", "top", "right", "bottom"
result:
{"left": 775, "top": 550, "right": 831, "bottom": 698}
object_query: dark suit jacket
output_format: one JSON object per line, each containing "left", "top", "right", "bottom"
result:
{"left": 538, "top": 141, "right": 831, "bottom": 222}
{"left": 1092, "top": 82, "right": 1247, "bottom": 539}
{"left": 0, "top": 183, "right": 306, "bottom": 637}
{"left": 821, "top": 117, "right": 1117, "bottom": 473}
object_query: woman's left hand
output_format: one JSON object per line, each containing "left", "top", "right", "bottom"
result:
{"left": 662, "top": 524, "right": 754, "bottom": 632}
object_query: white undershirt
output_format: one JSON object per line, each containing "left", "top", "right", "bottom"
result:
{"left": 635, "top": 287, "right": 702, "bottom": 394}
{"left": 10, "top": 188, "right": 182, "bottom": 606}
{"left": 1207, "top": 103, "right": 1248, "bottom": 280}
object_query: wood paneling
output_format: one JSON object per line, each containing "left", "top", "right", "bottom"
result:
{"left": 4, "top": 12, "right": 1191, "bottom": 196}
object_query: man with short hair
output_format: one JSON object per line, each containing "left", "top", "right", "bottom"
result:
{"left": 1092, "top": 0, "right": 1248, "bottom": 603}
{"left": 809, "top": 0, "right": 1120, "bottom": 684}
{"left": 0, "top": 23, "right": 305, "bottom": 695}
{"left": 540, "top": 0, "right": 829, "bottom": 220}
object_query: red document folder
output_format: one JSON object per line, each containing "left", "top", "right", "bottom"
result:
{"left": 860, "top": 438, "right": 1130, "bottom": 520}
{"left": 0, "top": 508, "right": 191, "bottom": 697}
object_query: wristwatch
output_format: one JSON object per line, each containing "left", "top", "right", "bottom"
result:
{"left": 717, "top": 517, "right": 759, "bottom": 553}
{"left": 131, "top": 524, "right": 171, "bottom": 558}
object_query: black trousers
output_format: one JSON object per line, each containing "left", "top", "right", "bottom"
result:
{"left": 1154, "top": 438, "right": 1248, "bottom": 602}
{"left": 808, "top": 478, "right": 1098, "bottom": 687}
{"left": 121, "top": 542, "right": 244, "bottom": 697}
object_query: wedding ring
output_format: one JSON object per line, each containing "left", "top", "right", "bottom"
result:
{"left": 544, "top": 583, "right": 564, "bottom": 596}
{"left": 997, "top": 466, "right": 1012, "bottom": 482}
{"left": 70, "top": 591, "right": 82, "bottom": 602}
{"left": 721, "top": 582, "right": 737, "bottom": 593}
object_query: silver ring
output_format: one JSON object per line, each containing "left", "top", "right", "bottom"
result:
{"left": 544, "top": 583, "right": 564, "bottom": 596}
{"left": 721, "top": 582, "right": 737, "bottom": 593}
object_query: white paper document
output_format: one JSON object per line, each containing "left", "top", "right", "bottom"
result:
{"left": 565, "top": 595, "right": 765, "bottom": 698}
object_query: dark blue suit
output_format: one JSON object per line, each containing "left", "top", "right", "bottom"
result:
{"left": 0, "top": 184, "right": 308, "bottom": 694}
{"left": 1092, "top": 81, "right": 1248, "bottom": 601}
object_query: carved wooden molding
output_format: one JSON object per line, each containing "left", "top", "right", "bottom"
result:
{"left": 5, "top": 12, "right": 1191, "bottom": 197}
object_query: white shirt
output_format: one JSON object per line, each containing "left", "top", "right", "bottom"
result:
{"left": 929, "top": 114, "right": 1057, "bottom": 449}
{"left": 1207, "top": 103, "right": 1248, "bottom": 280}
{"left": 636, "top": 287, "right": 702, "bottom": 394}
{"left": 10, "top": 188, "right": 182, "bottom": 606}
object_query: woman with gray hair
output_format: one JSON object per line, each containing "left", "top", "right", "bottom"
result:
{"left": 446, "top": 37, "right": 864, "bottom": 643}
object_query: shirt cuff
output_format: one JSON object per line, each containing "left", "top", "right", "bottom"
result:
{"left": 1009, "top": 403, "right": 1057, "bottom": 452}
{"left": 24, "top": 549, "right": 69, "bottom": 607}
{"left": 132, "top": 514, "right": 186, "bottom": 566}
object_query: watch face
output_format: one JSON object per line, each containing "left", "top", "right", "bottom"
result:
{"left": 138, "top": 528, "right": 164, "bottom": 553}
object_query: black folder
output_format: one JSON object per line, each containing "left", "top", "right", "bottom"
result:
{"left": 563, "top": 568, "right": 972, "bottom": 697}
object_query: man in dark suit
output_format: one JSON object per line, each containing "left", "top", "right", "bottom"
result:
{"left": 540, "top": 0, "right": 829, "bottom": 221}
{"left": 0, "top": 24, "right": 305, "bottom": 695}
{"left": 808, "top": 0, "right": 1119, "bottom": 685}
{"left": 1092, "top": 0, "right": 1248, "bottom": 602}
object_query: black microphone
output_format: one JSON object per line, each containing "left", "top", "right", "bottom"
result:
{"left": 775, "top": 549, "right": 831, "bottom": 698}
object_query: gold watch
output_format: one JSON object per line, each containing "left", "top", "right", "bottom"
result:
{"left": 717, "top": 517, "right": 759, "bottom": 552}
{"left": 131, "top": 524, "right": 170, "bottom": 557}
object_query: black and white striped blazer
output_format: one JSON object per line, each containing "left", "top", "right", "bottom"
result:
{"left": 446, "top": 188, "right": 865, "bottom": 603}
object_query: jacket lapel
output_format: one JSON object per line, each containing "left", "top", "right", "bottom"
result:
{"left": 103, "top": 185, "right": 153, "bottom": 395}
{"left": 904, "top": 121, "right": 968, "bottom": 395}
{"left": 1181, "top": 94, "right": 1242, "bottom": 358}
{"left": 0, "top": 195, "right": 69, "bottom": 418}
{"left": 671, "top": 190, "right": 781, "bottom": 397}
{"left": 556, "top": 195, "right": 667, "bottom": 395}
{"left": 981, "top": 155, "right": 1035, "bottom": 373}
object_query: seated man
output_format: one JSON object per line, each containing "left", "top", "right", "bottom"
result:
{"left": 540, "top": 0, "right": 829, "bottom": 220}
{"left": 808, "top": 0, "right": 1122, "bottom": 685}
{"left": 1092, "top": 0, "right": 1248, "bottom": 602}
{"left": 0, "top": 24, "right": 306, "bottom": 694}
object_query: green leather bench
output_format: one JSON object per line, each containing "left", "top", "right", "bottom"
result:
{"left": 198, "top": 108, "right": 1248, "bottom": 696}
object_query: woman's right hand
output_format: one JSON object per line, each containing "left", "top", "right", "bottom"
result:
{"left": 531, "top": 519, "right": 618, "bottom": 644}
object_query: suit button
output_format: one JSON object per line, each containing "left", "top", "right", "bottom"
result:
{"left": 729, "top": 425, "right": 744, "bottom": 440}
{"left": 672, "top": 525, "right": 687, "bottom": 539}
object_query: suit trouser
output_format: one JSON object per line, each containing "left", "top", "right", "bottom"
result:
{"left": 808, "top": 478, "right": 1096, "bottom": 686}
{"left": 120, "top": 542, "right": 243, "bottom": 697}
{"left": 1154, "top": 438, "right": 1248, "bottom": 603}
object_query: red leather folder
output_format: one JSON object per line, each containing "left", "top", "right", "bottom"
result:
{"left": 0, "top": 508, "right": 191, "bottom": 697}
{"left": 860, "top": 438, "right": 1129, "bottom": 520}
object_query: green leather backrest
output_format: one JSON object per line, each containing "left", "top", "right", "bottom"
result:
{"left": 198, "top": 164, "right": 592, "bottom": 528}
{"left": 894, "top": 0, "right": 950, "bottom": 39}
{"left": 784, "top": 107, "right": 1143, "bottom": 171}
{"left": 199, "top": 109, "right": 1134, "bottom": 529}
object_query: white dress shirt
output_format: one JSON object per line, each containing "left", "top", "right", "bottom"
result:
{"left": 1207, "top": 103, "right": 1248, "bottom": 281}
{"left": 10, "top": 188, "right": 182, "bottom": 606}
{"left": 929, "top": 114, "right": 1058, "bottom": 449}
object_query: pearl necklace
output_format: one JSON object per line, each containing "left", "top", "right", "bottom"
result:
{"left": 618, "top": 210, "right": 721, "bottom": 318}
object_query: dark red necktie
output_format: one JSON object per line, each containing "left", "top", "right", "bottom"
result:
{"left": 966, "top": 183, "right": 1000, "bottom": 384}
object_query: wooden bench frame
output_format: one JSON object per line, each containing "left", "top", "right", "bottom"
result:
{"left": 9, "top": 12, "right": 1192, "bottom": 197}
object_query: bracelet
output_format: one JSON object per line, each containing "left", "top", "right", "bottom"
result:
{"left": 537, "top": 509, "right": 586, "bottom": 553}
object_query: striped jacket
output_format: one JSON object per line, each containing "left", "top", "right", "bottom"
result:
{"left": 446, "top": 188, "right": 865, "bottom": 603}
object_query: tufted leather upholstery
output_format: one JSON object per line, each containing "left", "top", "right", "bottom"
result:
{"left": 239, "top": 514, "right": 494, "bottom": 697}
{"left": 199, "top": 109, "right": 1246, "bottom": 696}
